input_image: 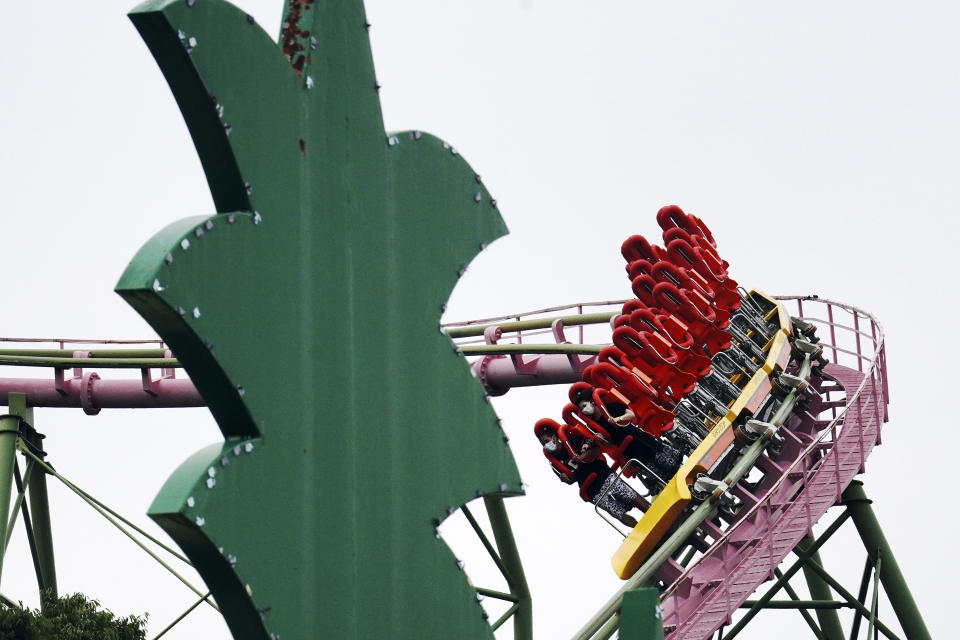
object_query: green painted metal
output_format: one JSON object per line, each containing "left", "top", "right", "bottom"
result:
{"left": 444, "top": 311, "right": 618, "bottom": 338}
{"left": 7, "top": 394, "right": 57, "bottom": 600}
{"left": 791, "top": 544, "right": 900, "bottom": 640}
{"left": 484, "top": 495, "right": 532, "bottom": 640}
{"left": 868, "top": 552, "right": 882, "bottom": 640}
{"left": 619, "top": 588, "right": 665, "bottom": 640}
{"left": 153, "top": 592, "right": 211, "bottom": 640}
{"left": 0, "top": 355, "right": 178, "bottom": 368}
{"left": 843, "top": 481, "right": 931, "bottom": 640}
{"left": 740, "top": 600, "right": 847, "bottom": 610}
{"left": 25, "top": 460, "right": 56, "bottom": 597}
{"left": 800, "top": 539, "right": 845, "bottom": 640}
{"left": 19, "top": 447, "right": 216, "bottom": 611}
{"left": 773, "top": 568, "right": 828, "bottom": 639}
{"left": 4, "top": 461, "right": 35, "bottom": 550}
{"left": 849, "top": 559, "right": 874, "bottom": 640}
{"left": 119, "top": 1, "right": 521, "bottom": 638}
{"left": 0, "top": 415, "right": 20, "bottom": 580}
{"left": 720, "top": 513, "right": 852, "bottom": 640}
{"left": 0, "top": 348, "right": 169, "bottom": 358}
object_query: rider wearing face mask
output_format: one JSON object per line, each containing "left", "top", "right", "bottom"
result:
{"left": 570, "top": 385, "right": 683, "bottom": 492}
{"left": 535, "top": 422, "right": 648, "bottom": 527}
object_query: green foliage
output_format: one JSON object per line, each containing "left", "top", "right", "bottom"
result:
{"left": 0, "top": 591, "right": 146, "bottom": 640}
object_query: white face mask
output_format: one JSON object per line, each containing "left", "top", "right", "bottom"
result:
{"left": 581, "top": 402, "right": 596, "bottom": 416}
{"left": 544, "top": 440, "right": 560, "bottom": 453}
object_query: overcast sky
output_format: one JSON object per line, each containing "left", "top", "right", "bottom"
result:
{"left": 0, "top": 1, "right": 955, "bottom": 638}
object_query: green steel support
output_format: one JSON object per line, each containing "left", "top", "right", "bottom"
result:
{"left": 773, "top": 567, "right": 828, "bottom": 639}
{"left": 0, "top": 354, "right": 179, "bottom": 368}
{"left": 474, "top": 587, "right": 519, "bottom": 603}
{"left": 0, "top": 348, "right": 168, "bottom": 359}
{"left": 483, "top": 496, "right": 532, "bottom": 640}
{"left": 6, "top": 393, "right": 56, "bottom": 600}
{"left": 461, "top": 503, "right": 516, "bottom": 584}
{"left": 843, "top": 481, "right": 930, "bottom": 640}
{"left": 10, "top": 461, "right": 50, "bottom": 610}
{"left": 794, "top": 547, "right": 900, "bottom": 640}
{"left": 740, "top": 600, "right": 848, "bottom": 610}
{"left": 25, "top": 456, "right": 56, "bottom": 597}
{"left": 152, "top": 592, "right": 212, "bottom": 640}
{"left": 799, "top": 538, "right": 847, "bottom": 640}
{"left": 0, "top": 415, "right": 20, "bottom": 581}
{"left": 4, "top": 460, "right": 34, "bottom": 549}
{"left": 491, "top": 603, "right": 522, "bottom": 633}
{"left": 19, "top": 447, "right": 215, "bottom": 611}
{"left": 868, "top": 553, "right": 882, "bottom": 640}
{"left": 721, "top": 512, "right": 851, "bottom": 640}
{"left": 849, "top": 559, "right": 874, "bottom": 640}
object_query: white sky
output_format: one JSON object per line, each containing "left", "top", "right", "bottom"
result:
{"left": 0, "top": 1, "right": 955, "bottom": 638}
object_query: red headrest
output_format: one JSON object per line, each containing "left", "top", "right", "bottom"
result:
{"left": 621, "top": 234, "right": 665, "bottom": 264}
{"left": 568, "top": 381, "right": 593, "bottom": 405}
{"left": 534, "top": 418, "right": 561, "bottom": 438}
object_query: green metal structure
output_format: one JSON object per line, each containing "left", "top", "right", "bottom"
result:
{"left": 117, "top": 0, "right": 522, "bottom": 637}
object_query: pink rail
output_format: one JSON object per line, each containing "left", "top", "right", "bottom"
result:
{"left": 0, "top": 338, "right": 203, "bottom": 411}
{"left": 658, "top": 296, "right": 888, "bottom": 638}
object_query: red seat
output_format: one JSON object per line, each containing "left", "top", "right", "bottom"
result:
{"left": 630, "top": 274, "right": 659, "bottom": 307}
{"left": 652, "top": 259, "right": 741, "bottom": 315}
{"left": 598, "top": 345, "right": 657, "bottom": 394}
{"left": 626, "top": 258, "right": 655, "bottom": 282}
{"left": 621, "top": 234, "right": 666, "bottom": 264}
{"left": 561, "top": 402, "right": 613, "bottom": 443}
{"left": 656, "top": 204, "right": 717, "bottom": 249}
{"left": 611, "top": 327, "right": 697, "bottom": 402}
{"left": 666, "top": 237, "right": 738, "bottom": 296}
{"left": 583, "top": 362, "right": 674, "bottom": 437}
{"left": 627, "top": 309, "right": 711, "bottom": 378}
{"left": 653, "top": 282, "right": 732, "bottom": 354}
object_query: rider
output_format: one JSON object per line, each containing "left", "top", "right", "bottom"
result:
{"left": 536, "top": 422, "right": 648, "bottom": 527}
{"left": 571, "top": 384, "right": 683, "bottom": 491}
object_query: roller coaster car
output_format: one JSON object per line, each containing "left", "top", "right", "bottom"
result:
{"left": 610, "top": 290, "right": 793, "bottom": 580}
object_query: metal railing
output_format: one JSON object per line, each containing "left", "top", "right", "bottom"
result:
{"left": 655, "top": 296, "right": 888, "bottom": 638}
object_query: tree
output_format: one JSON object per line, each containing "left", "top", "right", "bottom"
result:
{"left": 0, "top": 591, "right": 146, "bottom": 640}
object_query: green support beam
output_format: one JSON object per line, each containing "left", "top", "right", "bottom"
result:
{"left": 3, "top": 393, "right": 57, "bottom": 601}
{"left": 483, "top": 496, "right": 532, "bottom": 640}
{"left": 843, "top": 481, "right": 931, "bottom": 640}
{"left": 0, "top": 415, "right": 21, "bottom": 581}
{"left": 721, "top": 512, "right": 852, "bottom": 640}
{"left": 798, "top": 538, "right": 846, "bottom": 640}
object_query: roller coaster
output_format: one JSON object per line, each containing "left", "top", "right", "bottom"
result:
{"left": 445, "top": 205, "right": 921, "bottom": 638}
{"left": 0, "top": 1, "right": 934, "bottom": 639}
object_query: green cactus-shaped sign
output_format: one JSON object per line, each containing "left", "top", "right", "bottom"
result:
{"left": 118, "top": 1, "right": 521, "bottom": 637}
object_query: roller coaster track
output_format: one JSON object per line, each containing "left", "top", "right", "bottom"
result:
{"left": 448, "top": 293, "right": 892, "bottom": 639}
{"left": 0, "top": 295, "right": 892, "bottom": 639}
{"left": 658, "top": 337, "right": 885, "bottom": 637}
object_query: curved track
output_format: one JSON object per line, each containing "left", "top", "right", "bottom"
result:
{"left": 448, "top": 294, "right": 889, "bottom": 639}
{"left": 657, "top": 295, "right": 888, "bottom": 638}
